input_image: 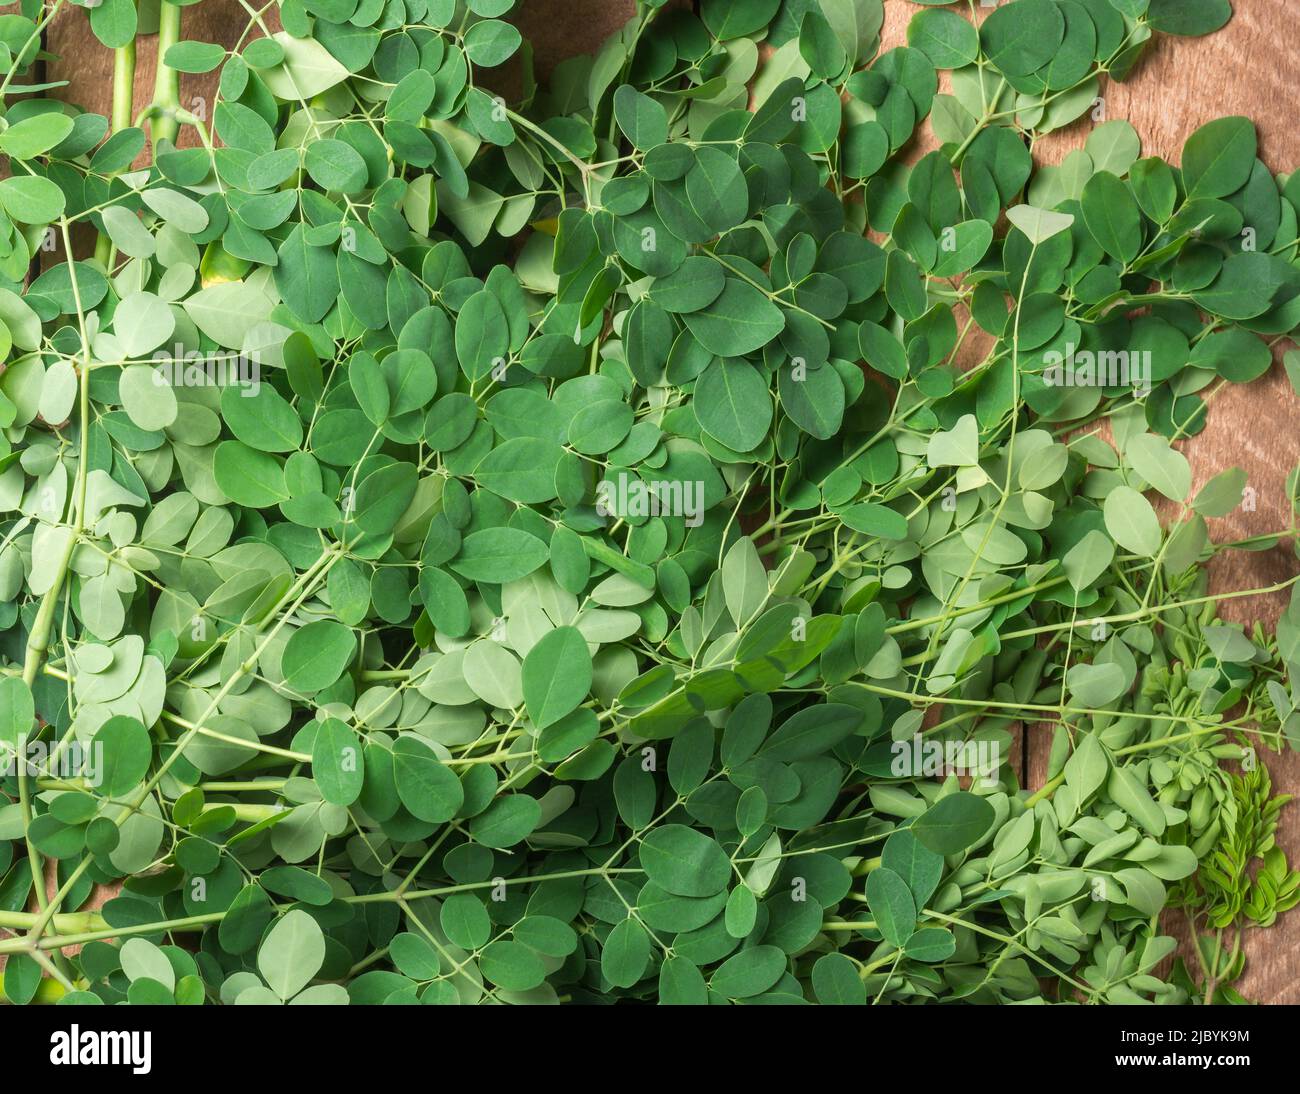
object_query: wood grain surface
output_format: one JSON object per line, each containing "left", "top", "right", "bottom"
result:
{"left": 24, "top": 0, "right": 1300, "bottom": 1001}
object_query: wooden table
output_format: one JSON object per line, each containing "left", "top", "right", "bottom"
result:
{"left": 37, "top": 0, "right": 1300, "bottom": 1001}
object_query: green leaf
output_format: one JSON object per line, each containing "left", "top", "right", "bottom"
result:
{"left": 473, "top": 437, "right": 562, "bottom": 503}
{"left": 38, "top": 359, "right": 76, "bottom": 425}
{"left": 89, "top": 0, "right": 137, "bottom": 49}
{"left": 1107, "top": 765, "right": 1167, "bottom": 836}
{"left": 455, "top": 290, "right": 509, "bottom": 381}
{"left": 276, "top": 226, "right": 339, "bottom": 324}
{"left": 281, "top": 620, "right": 357, "bottom": 692}
{"left": 932, "top": 220, "right": 992, "bottom": 277}
{"left": 1146, "top": 0, "right": 1232, "bottom": 36}
{"left": 1006, "top": 204, "right": 1075, "bottom": 245}
{"left": 1192, "top": 466, "right": 1246, "bottom": 517}
{"left": 0, "top": 677, "right": 35, "bottom": 749}
{"left": 708, "top": 945, "right": 786, "bottom": 999}
{"left": 449, "top": 528, "right": 549, "bottom": 584}
{"left": 1126, "top": 433, "right": 1191, "bottom": 501}
{"left": 392, "top": 736, "right": 464, "bottom": 822}
{"left": 1181, "top": 116, "right": 1256, "bottom": 199}
{"left": 0, "top": 175, "right": 65, "bottom": 223}
{"left": 1131, "top": 156, "right": 1177, "bottom": 223}
{"left": 462, "top": 639, "right": 523, "bottom": 708}
{"left": 881, "top": 830, "right": 944, "bottom": 908}
{"left": 639, "top": 824, "right": 732, "bottom": 897}
{"left": 419, "top": 565, "right": 471, "bottom": 637}
{"left": 1064, "top": 732, "right": 1110, "bottom": 803}
{"left": 3, "top": 954, "right": 41, "bottom": 1006}
{"left": 389, "top": 932, "right": 443, "bottom": 979}
{"left": 463, "top": 18, "right": 521, "bottom": 66}
{"left": 907, "top": 9, "right": 978, "bottom": 69}
{"left": 613, "top": 85, "right": 668, "bottom": 150}
{"left": 469, "top": 794, "right": 541, "bottom": 848}
{"left": 912, "top": 792, "right": 995, "bottom": 855}
{"left": 119, "top": 362, "right": 177, "bottom": 431}
{"left": 1080, "top": 171, "right": 1142, "bottom": 263}
{"left": 682, "top": 279, "right": 785, "bottom": 356}
{"left": 312, "top": 717, "right": 364, "bottom": 806}
{"left": 812, "top": 952, "right": 867, "bottom": 1004}
{"left": 1066, "top": 662, "right": 1128, "bottom": 707}
{"left": 760, "top": 703, "right": 862, "bottom": 762}
{"left": 522, "top": 626, "right": 592, "bottom": 730}
{"left": 839, "top": 502, "right": 908, "bottom": 540}
{"left": 182, "top": 281, "right": 274, "bottom": 348}
{"left": 219, "top": 885, "right": 274, "bottom": 955}
{"left": 479, "top": 940, "right": 546, "bottom": 990}
{"left": 926, "top": 413, "right": 978, "bottom": 468}
{"left": 701, "top": 0, "right": 782, "bottom": 41}
{"left": 659, "top": 956, "right": 709, "bottom": 1004}
{"left": 602, "top": 917, "right": 651, "bottom": 988}
{"left": 388, "top": 69, "right": 437, "bottom": 122}
{"left": 1103, "top": 485, "right": 1161, "bottom": 556}
{"left": 261, "top": 866, "right": 332, "bottom": 906}
{"left": 694, "top": 359, "right": 773, "bottom": 452}
{"left": 92, "top": 716, "right": 152, "bottom": 796}
{"left": 904, "top": 927, "right": 956, "bottom": 962}
{"left": 260, "top": 32, "right": 350, "bottom": 99}
{"left": 1191, "top": 251, "right": 1286, "bottom": 320}
{"left": 685, "top": 147, "right": 749, "bottom": 234}
{"left": 257, "top": 909, "right": 326, "bottom": 1000}
{"left": 779, "top": 360, "right": 845, "bottom": 439}
{"left": 651, "top": 256, "right": 725, "bottom": 314}
{"left": 866, "top": 866, "right": 916, "bottom": 947}
{"left": 142, "top": 189, "right": 208, "bottom": 233}
{"left": 221, "top": 384, "right": 304, "bottom": 454}
{"left": 841, "top": 121, "right": 889, "bottom": 179}
{"left": 213, "top": 441, "right": 288, "bottom": 507}
{"left": 721, "top": 536, "right": 767, "bottom": 628}
{"left": 439, "top": 895, "right": 491, "bottom": 951}
{"left": 164, "top": 40, "right": 228, "bottom": 73}
{"left": 101, "top": 206, "right": 156, "bottom": 259}
{"left": 304, "top": 140, "right": 368, "bottom": 193}
{"left": 0, "top": 113, "right": 75, "bottom": 159}
{"left": 1085, "top": 120, "right": 1141, "bottom": 177}
{"left": 980, "top": 0, "right": 1065, "bottom": 76}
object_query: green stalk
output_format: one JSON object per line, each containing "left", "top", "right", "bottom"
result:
{"left": 93, "top": 25, "right": 137, "bottom": 268}
{"left": 198, "top": 803, "right": 286, "bottom": 824}
{"left": 112, "top": 39, "right": 138, "bottom": 134}
{"left": 0, "top": 909, "right": 108, "bottom": 934}
{"left": 150, "top": 0, "right": 182, "bottom": 148}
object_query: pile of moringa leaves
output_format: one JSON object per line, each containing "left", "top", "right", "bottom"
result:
{"left": 1, "top": 0, "right": 1299, "bottom": 1006}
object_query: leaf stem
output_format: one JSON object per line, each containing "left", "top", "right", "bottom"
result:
{"left": 93, "top": 35, "right": 138, "bottom": 266}
{"left": 149, "top": 0, "right": 183, "bottom": 148}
